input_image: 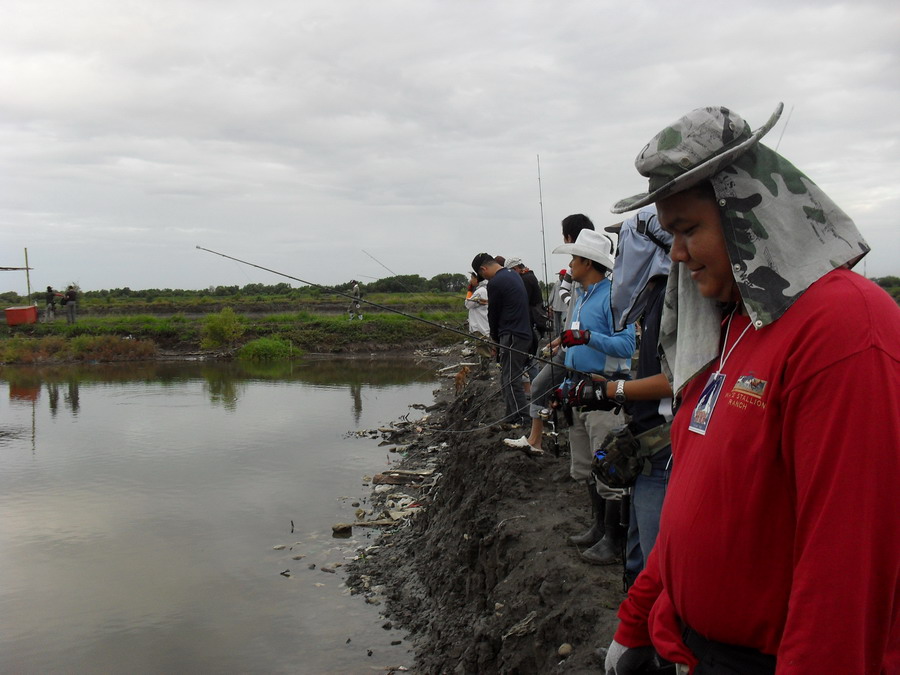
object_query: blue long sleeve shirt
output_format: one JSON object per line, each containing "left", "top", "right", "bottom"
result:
{"left": 564, "top": 278, "right": 635, "bottom": 380}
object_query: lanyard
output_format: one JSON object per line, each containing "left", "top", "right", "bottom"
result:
{"left": 688, "top": 306, "right": 753, "bottom": 435}
{"left": 716, "top": 306, "right": 753, "bottom": 375}
{"left": 572, "top": 282, "right": 599, "bottom": 327}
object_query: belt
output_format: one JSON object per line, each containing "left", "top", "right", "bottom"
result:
{"left": 682, "top": 625, "right": 776, "bottom": 675}
{"left": 634, "top": 421, "right": 672, "bottom": 459}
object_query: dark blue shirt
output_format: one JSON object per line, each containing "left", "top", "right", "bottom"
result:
{"left": 487, "top": 268, "right": 532, "bottom": 341}
{"left": 629, "top": 279, "right": 671, "bottom": 469}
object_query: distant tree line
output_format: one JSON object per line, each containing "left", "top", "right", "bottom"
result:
{"left": 877, "top": 276, "right": 900, "bottom": 302}
{"left": 1, "top": 275, "right": 897, "bottom": 306}
{"left": 340, "top": 273, "right": 467, "bottom": 294}
{"left": 0, "top": 273, "right": 471, "bottom": 305}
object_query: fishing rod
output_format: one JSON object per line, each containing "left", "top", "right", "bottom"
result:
{"left": 537, "top": 155, "right": 550, "bottom": 306}
{"left": 196, "top": 246, "right": 589, "bottom": 377}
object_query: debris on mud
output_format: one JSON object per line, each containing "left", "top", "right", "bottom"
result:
{"left": 345, "top": 342, "right": 626, "bottom": 673}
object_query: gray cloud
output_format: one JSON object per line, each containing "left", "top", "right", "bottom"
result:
{"left": 1, "top": 0, "right": 897, "bottom": 292}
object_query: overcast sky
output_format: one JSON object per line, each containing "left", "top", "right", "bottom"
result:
{"left": 2, "top": 0, "right": 898, "bottom": 295}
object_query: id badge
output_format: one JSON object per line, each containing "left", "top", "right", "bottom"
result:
{"left": 570, "top": 321, "right": 580, "bottom": 330}
{"left": 688, "top": 372, "right": 726, "bottom": 435}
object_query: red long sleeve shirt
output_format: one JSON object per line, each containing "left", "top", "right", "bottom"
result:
{"left": 614, "top": 269, "right": 900, "bottom": 674}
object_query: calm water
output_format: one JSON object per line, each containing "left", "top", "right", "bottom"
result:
{"left": 0, "top": 359, "right": 437, "bottom": 674}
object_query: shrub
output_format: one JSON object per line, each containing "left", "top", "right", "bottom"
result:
{"left": 238, "top": 337, "right": 296, "bottom": 361}
{"left": 200, "top": 307, "right": 245, "bottom": 349}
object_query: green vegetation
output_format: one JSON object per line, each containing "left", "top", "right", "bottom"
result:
{"left": 0, "top": 335, "right": 156, "bottom": 363}
{"left": 875, "top": 276, "right": 900, "bottom": 302}
{"left": 8, "top": 275, "right": 471, "bottom": 311}
{"left": 201, "top": 307, "right": 245, "bottom": 349}
{"left": 2, "top": 270, "right": 894, "bottom": 366}
{"left": 0, "top": 288, "right": 468, "bottom": 364}
{"left": 238, "top": 337, "right": 296, "bottom": 361}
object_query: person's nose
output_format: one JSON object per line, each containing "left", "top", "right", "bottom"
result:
{"left": 669, "top": 234, "right": 689, "bottom": 264}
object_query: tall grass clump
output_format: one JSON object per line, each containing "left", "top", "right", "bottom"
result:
{"left": 70, "top": 335, "right": 157, "bottom": 360}
{"left": 0, "top": 335, "right": 155, "bottom": 363}
{"left": 238, "top": 337, "right": 296, "bottom": 361}
{"left": 201, "top": 307, "right": 245, "bottom": 349}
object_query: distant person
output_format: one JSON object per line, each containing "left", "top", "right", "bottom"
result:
{"left": 464, "top": 271, "right": 491, "bottom": 372}
{"left": 464, "top": 273, "right": 489, "bottom": 337}
{"left": 556, "top": 214, "right": 595, "bottom": 308}
{"left": 465, "top": 272, "right": 478, "bottom": 301}
{"left": 505, "top": 257, "right": 545, "bottom": 392}
{"left": 63, "top": 285, "right": 77, "bottom": 324}
{"left": 347, "top": 280, "right": 362, "bottom": 320}
{"left": 471, "top": 253, "right": 531, "bottom": 425}
{"left": 549, "top": 269, "right": 568, "bottom": 335}
{"left": 505, "top": 258, "right": 546, "bottom": 335}
{"left": 43, "top": 286, "right": 60, "bottom": 323}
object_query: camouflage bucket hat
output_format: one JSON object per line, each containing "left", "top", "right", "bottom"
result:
{"left": 611, "top": 103, "right": 784, "bottom": 214}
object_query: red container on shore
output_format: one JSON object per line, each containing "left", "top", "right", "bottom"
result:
{"left": 5, "top": 305, "right": 38, "bottom": 326}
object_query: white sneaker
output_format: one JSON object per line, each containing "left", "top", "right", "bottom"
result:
{"left": 503, "top": 436, "right": 544, "bottom": 455}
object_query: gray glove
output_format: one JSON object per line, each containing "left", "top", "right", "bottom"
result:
{"left": 605, "top": 639, "right": 669, "bottom": 674}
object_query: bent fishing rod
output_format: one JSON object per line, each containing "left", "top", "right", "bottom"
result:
{"left": 196, "top": 246, "right": 591, "bottom": 378}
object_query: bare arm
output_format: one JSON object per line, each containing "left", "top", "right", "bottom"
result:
{"left": 591, "top": 372, "right": 672, "bottom": 401}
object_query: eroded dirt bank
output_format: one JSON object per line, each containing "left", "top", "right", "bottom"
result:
{"left": 346, "top": 345, "right": 625, "bottom": 673}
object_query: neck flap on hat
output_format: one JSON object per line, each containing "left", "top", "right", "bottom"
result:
{"left": 659, "top": 142, "right": 870, "bottom": 394}
{"left": 610, "top": 205, "right": 672, "bottom": 332}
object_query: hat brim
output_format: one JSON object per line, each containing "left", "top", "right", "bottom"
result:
{"left": 552, "top": 242, "right": 615, "bottom": 270}
{"left": 611, "top": 102, "right": 784, "bottom": 214}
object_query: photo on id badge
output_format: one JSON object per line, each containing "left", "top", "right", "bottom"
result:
{"left": 689, "top": 372, "right": 726, "bottom": 435}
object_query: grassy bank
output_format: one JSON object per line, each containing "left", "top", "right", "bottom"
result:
{"left": 0, "top": 307, "right": 468, "bottom": 364}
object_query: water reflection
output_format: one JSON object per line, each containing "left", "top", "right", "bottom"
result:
{"left": 0, "top": 358, "right": 435, "bottom": 673}
{"left": 1, "top": 357, "right": 436, "bottom": 421}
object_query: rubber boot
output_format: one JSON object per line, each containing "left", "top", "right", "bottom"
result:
{"left": 569, "top": 482, "right": 605, "bottom": 546}
{"left": 581, "top": 498, "right": 624, "bottom": 565}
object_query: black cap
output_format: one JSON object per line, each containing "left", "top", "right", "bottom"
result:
{"left": 471, "top": 252, "right": 494, "bottom": 275}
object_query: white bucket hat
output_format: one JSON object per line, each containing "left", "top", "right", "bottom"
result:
{"left": 552, "top": 230, "right": 615, "bottom": 270}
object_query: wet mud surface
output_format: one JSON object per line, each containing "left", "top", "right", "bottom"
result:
{"left": 346, "top": 345, "right": 625, "bottom": 673}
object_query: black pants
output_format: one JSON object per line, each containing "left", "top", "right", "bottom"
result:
{"left": 498, "top": 333, "right": 530, "bottom": 423}
{"left": 683, "top": 626, "right": 776, "bottom": 675}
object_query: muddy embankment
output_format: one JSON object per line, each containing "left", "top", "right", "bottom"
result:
{"left": 346, "top": 344, "right": 626, "bottom": 674}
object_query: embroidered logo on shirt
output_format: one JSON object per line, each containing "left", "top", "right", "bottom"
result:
{"left": 725, "top": 373, "right": 768, "bottom": 412}
{"left": 733, "top": 374, "right": 767, "bottom": 399}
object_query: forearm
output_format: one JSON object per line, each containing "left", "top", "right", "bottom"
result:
{"left": 585, "top": 322, "right": 635, "bottom": 358}
{"left": 613, "top": 547, "right": 663, "bottom": 647}
{"left": 593, "top": 373, "right": 672, "bottom": 401}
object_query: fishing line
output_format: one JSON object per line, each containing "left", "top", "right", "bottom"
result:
{"left": 361, "top": 249, "right": 422, "bottom": 297}
{"left": 774, "top": 104, "right": 794, "bottom": 152}
{"left": 421, "top": 381, "right": 560, "bottom": 434}
{"left": 361, "top": 248, "right": 451, "bottom": 321}
{"left": 196, "top": 246, "right": 593, "bottom": 379}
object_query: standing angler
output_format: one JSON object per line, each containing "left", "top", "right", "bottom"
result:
{"left": 603, "top": 104, "right": 900, "bottom": 674}
{"left": 471, "top": 253, "right": 532, "bottom": 425}
{"left": 552, "top": 230, "right": 635, "bottom": 564}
